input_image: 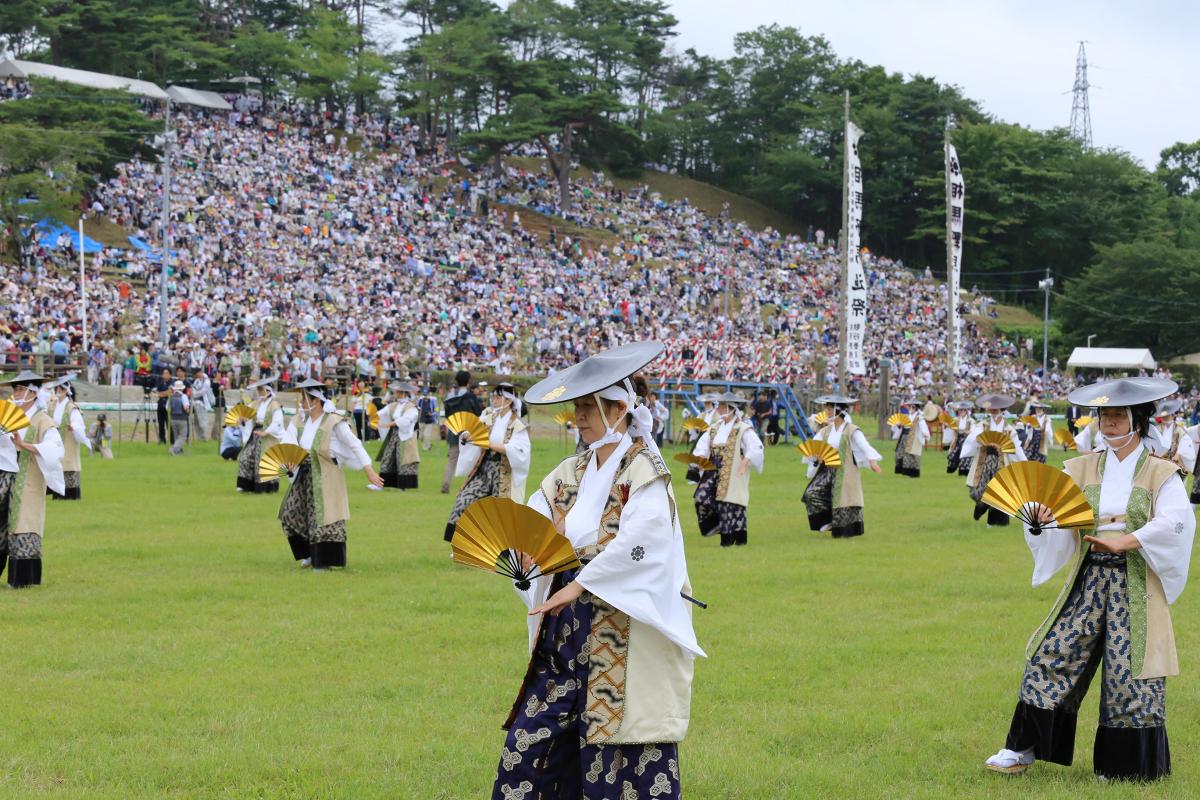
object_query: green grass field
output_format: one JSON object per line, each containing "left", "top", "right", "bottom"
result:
{"left": 2, "top": 434, "right": 1198, "bottom": 799}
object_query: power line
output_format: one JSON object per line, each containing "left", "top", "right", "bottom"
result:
{"left": 1052, "top": 291, "right": 1196, "bottom": 326}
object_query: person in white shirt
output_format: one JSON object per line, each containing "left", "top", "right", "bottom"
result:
{"left": 692, "top": 391, "right": 764, "bottom": 547}
{"left": 1151, "top": 399, "right": 1196, "bottom": 475}
{"left": 802, "top": 395, "right": 882, "bottom": 538}
{"left": 45, "top": 374, "right": 91, "bottom": 498}
{"left": 1023, "top": 402, "right": 1053, "bottom": 464}
{"left": 376, "top": 382, "right": 420, "bottom": 490}
{"left": 943, "top": 401, "right": 975, "bottom": 474}
{"left": 167, "top": 380, "right": 192, "bottom": 456}
{"left": 985, "top": 377, "right": 1193, "bottom": 782}
{"left": 277, "top": 379, "right": 383, "bottom": 569}
{"left": 443, "top": 381, "right": 531, "bottom": 542}
{"left": 961, "top": 394, "right": 1026, "bottom": 526}
{"left": 236, "top": 377, "right": 285, "bottom": 493}
{"left": 892, "top": 400, "right": 930, "bottom": 478}
{"left": 190, "top": 370, "right": 215, "bottom": 442}
{"left": 491, "top": 341, "right": 701, "bottom": 799}
{"left": 0, "top": 371, "right": 65, "bottom": 587}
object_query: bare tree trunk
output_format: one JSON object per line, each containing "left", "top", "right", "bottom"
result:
{"left": 558, "top": 124, "right": 572, "bottom": 210}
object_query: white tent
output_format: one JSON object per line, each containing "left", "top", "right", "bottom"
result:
{"left": 167, "top": 85, "right": 232, "bottom": 111}
{"left": 0, "top": 58, "right": 167, "bottom": 100}
{"left": 1067, "top": 347, "right": 1156, "bottom": 370}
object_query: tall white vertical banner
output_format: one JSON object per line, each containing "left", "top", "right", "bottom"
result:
{"left": 947, "top": 143, "right": 965, "bottom": 370}
{"left": 844, "top": 121, "right": 867, "bottom": 376}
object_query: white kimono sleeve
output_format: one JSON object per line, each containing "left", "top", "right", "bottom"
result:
{"left": 263, "top": 407, "right": 286, "bottom": 439}
{"left": 1025, "top": 524, "right": 1079, "bottom": 587}
{"left": 395, "top": 405, "right": 418, "bottom": 440}
{"left": 850, "top": 429, "right": 882, "bottom": 466}
{"left": 740, "top": 427, "right": 764, "bottom": 474}
{"left": 505, "top": 427, "right": 532, "bottom": 493}
{"left": 1132, "top": 474, "right": 1196, "bottom": 604}
{"left": 69, "top": 408, "right": 92, "bottom": 451}
{"left": 328, "top": 420, "right": 372, "bottom": 470}
{"left": 942, "top": 424, "right": 956, "bottom": 447}
{"left": 376, "top": 404, "right": 394, "bottom": 431}
{"left": 576, "top": 479, "right": 705, "bottom": 658}
{"left": 1175, "top": 435, "right": 1197, "bottom": 474}
{"left": 455, "top": 440, "right": 482, "bottom": 478}
{"left": 31, "top": 426, "right": 66, "bottom": 496}
{"left": 280, "top": 424, "right": 300, "bottom": 446}
{"left": 518, "top": 491, "right": 557, "bottom": 649}
{"left": 692, "top": 431, "right": 712, "bottom": 459}
{"left": 960, "top": 425, "right": 982, "bottom": 459}
{"left": 914, "top": 418, "right": 930, "bottom": 447}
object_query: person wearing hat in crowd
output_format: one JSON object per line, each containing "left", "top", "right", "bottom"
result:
{"left": 962, "top": 394, "right": 1027, "bottom": 526}
{"left": 943, "top": 401, "right": 975, "bottom": 474}
{"left": 442, "top": 381, "right": 530, "bottom": 541}
{"left": 0, "top": 371, "right": 65, "bottom": 587}
{"left": 892, "top": 399, "right": 930, "bottom": 478}
{"left": 236, "top": 376, "right": 284, "bottom": 493}
{"left": 490, "top": 341, "right": 703, "bottom": 799}
{"left": 692, "top": 391, "right": 764, "bottom": 547}
{"left": 802, "top": 394, "right": 882, "bottom": 538}
{"left": 191, "top": 370, "right": 215, "bottom": 443}
{"left": 167, "top": 380, "right": 192, "bottom": 456}
{"left": 376, "top": 382, "right": 420, "bottom": 490}
{"left": 985, "top": 377, "right": 1195, "bottom": 782}
{"left": 278, "top": 379, "right": 384, "bottom": 569}
{"left": 1152, "top": 399, "right": 1195, "bottom": 475}
{"left": 1024, "top": 402, "right": 1053, "bottom": 464}
{"left": 45, "top": 373, "right": 91, "bottom": 498}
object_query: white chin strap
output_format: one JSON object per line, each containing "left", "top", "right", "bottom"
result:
{"left": 1101, "top": 408, "right": 1136, "bottom": 449}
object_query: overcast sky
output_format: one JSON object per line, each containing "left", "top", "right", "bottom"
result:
{"left": 663, "top": 0, "right": 1195, "bottom": 168}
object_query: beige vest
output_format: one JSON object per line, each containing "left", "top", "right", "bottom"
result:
{"left": 471, "top": 408, "right": 527, "bottom": 501}
{"left": 713, "top": 421, "right": 752, "bottom": 507}
{"left": 51, "top": 399, "right": 83, "bottom": 472}
{"left": 902, "top": 417, "right": 923, "bottom": 458}
{"left": 9, "top": 411, "right": 54, "bottom": 536}
{"left": 257, "top": 398, "right": 283, "bottom": 450}
{"left": 393, "top": 401, "right": 420, "bottom": 466}
{"left": 522, "top": 442, "right": 694, "bottom": 745}
{"left": 311, "top": 414, "right": 351, "bottom": 527}
{"left": 816, "top": 422, "right": 864, "bottom": 508}
{"left": 1027, "top": 451, "right": 1181, "bottom": 679}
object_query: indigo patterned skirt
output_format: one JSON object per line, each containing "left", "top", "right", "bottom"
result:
{"left": 894, "top": 429, "right": 920, "bottom": 477}
{"left": 277, "top": 463, "right": 347, "bottom": 567}
{"left": 693, "top": 461, "right": 747, "bottom": 545}
{"left": 1003, "top": 552, "right": 1169, "bottom": 781}
{"left": 969, "top": 450, "right": 1008, "bottom": 526}
{"left": 492, "top": 570, "right": 682, "bottom": 800}
{"left": 444, "top": 453, "right": 500, "bottom": 541}
{"left": 802, "top": 466, "right": 863, "bottom": 538}
{"left": 946, "top": 432, "right": 966, "bottom": 474}
{"left": 1027, "top": 430, "right": 1046, "bottom": 464}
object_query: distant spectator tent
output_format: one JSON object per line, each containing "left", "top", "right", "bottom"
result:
{"left": 0, "top": 57, "right": 167, "bottom": 100}
{"left": 166, "top": 86, "right": 232, "bottom": 111}
{"left": 1067, "top": 347, "right": 1157, "bottom": 373}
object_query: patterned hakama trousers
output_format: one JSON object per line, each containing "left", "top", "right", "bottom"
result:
{"left": 693, "top": 462, "right": 747, "bottom": 546}
{"left": 1003, "top": 552, "right": 1169, "bottom": 781}
{"left": 493, "top": 571, "right": 682, "bottom": 800}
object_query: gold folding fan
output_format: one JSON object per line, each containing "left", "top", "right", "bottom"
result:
{"left": 796, "top": 440, "right": 841, "bottom": 468}
{"left": 1054, "top": 429, "right": 1077, "bottom": 451}
{"left": 258, "top": 443, "right": 309, "bottom": 482}
{"left": 809, "top": 411, "right": 830, "bottom": 427}
{"left": 451, "top": 497, "right": 582, "bottom": 590}
{"left": 553, "top": 410, "right": 574, "bottom": 427}
{"left": 224, "top": 402, "right": 255, "bottom": 427}
{"left": 1019, "top": 415, "right": 1039, "bottom": 427}
{"left": 446, "top": 411, "right": 490, "bottom": 447}
{"left": 887, "top": 413, "right": 911, "bottom": 428}
{"left": 0, "top": 399, "right": 31, "bottom": 435}
{"left": 976, "top": 431, "right": 1016, "bottom": 454}
{"left": 938, "top": 411, "right": 955, "bottom": 426}
{"left": 683, "top": 416, "right": 709, "bottom": 432}
{"left": 982, "top": 461, "right": 1094, "bottom": 535}
{"left": 1076, "top": 415, "right": 1095, "bottom": 429}
{"left": 674, "top": 452, "right": 716, "bottom": 471}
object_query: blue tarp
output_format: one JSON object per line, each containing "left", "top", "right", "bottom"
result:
{"left": 35, "top": 219, "right": 104, "bottom": 253}
{"left": 128, "top": 236, "right": 177, "bottom": 262}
